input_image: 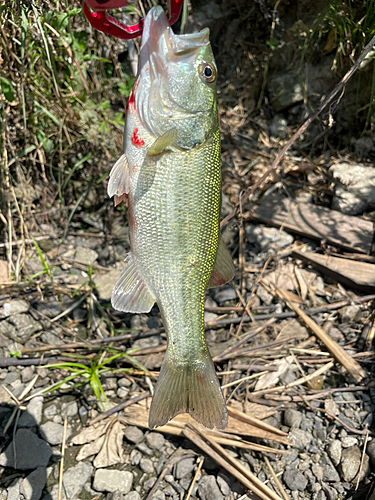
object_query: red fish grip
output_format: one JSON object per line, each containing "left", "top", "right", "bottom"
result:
{"left": 83, "top": 0, "right": 184, "bottom": 39}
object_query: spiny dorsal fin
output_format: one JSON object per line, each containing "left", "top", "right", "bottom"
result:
{"left": 108, "top": 153, "right": 130, "bottom": 198}
{"left": 112, "top": 253, "right": 156, "bottom": 313}
{"left": 207, "top": 236, "right": 235, "bottom": 288}
{"left": 147, "top": 129, "right": 177, "bottom": 157}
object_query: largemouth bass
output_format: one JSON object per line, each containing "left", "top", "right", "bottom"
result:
{"left": 108, "top": 6, "right": 234, "bottom": 429}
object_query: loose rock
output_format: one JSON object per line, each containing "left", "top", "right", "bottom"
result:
{"left": 40, "top": 421, "right": 72, "bottom": 445}
{"left": 284, "top": 409, "right": 302, "bottom": 428}
{"left": 75, "top": 246, "right": 99, "bottom": 265}
{"left": 20, "top": 467, "right": 48, "bottom": 500}
{"left": 93, "top": 469, "right": 133, "bottom": 493}
{"left": 124, "top": 426, "right": 144, "bottom": 444}
{"left": 50, "top": 461, "right": 93, "bottom": 499}
{"left": 326, "top": 440, "right": 342, "bottom": 466}
{"left": 146, "top": 432, "right": 165, "bottom": 450}
{"left": 338, "top": 445, "right": 361, "bottom": 482}
{"left": 18, "top": 396, "right": 43, "bottom": 427}
{"left": 289, "top": 428, "right": 312, "bottom": 450}
{"left": 1, "top": 299, "right": 29, "bottom": 318}
{"left": 198, "top": 475, "right": 224, "bottom": 500}
{"left": 124, "top": 493, "right": 141, "bottom": 500}
{"left": 140, "top": 457, "right": 154, "bottom": 474}
{"left": 283, "top": 469, "right": 308, "bottom": 491}
{"left": 0, "top": 428, "right": 52, "bottom": 470}
{"left": 175, "top": 457, "right": 196, "bottom": 479}
{"left": 331, "top": 163, "right": 375, "bottom": 215}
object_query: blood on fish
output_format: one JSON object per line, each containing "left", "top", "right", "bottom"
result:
{"left": 127, "top": 78, "right": 139, "bottom": 111}
{"left": 132, "top": 164, "right": 138, "bottom": 173}
{"left": 209, "top": 269, "right": 226, "bottom": 287}
{"left": 131, "top": 128, "right": 145, "bottom": 148}
{"left": 114, "top": 193, "right": 128, "bottom": 207}
{"left": 128, "top": 202, "right": 137, "bottom": 232}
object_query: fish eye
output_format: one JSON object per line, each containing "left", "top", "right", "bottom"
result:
{"left": 199, "top": 63, "right": 216, "bottom": 84}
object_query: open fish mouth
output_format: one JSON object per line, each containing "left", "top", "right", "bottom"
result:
{"left": 139, "top": 6, "right": 210, "bottom": 75}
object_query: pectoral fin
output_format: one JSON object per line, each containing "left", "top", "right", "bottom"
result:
{"left": 112, "top": 252, "right": 156, "bottom": 313}
{"left": 147, "top": 129, "right": 177, "bottom": 157}
{"left": 108, "top": 153, "right": 130, "bottom": 198}
{"left": 207, "top": 237, "right": 235, "bottom": 288}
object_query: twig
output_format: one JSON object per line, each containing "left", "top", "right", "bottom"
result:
{"left": 227, "top": 406, "right": 288, "bottom": 437}
{"left": 355, "top": 426, "right": 370, "bottom": 490}
{"left": 251, "top": 361, "right": 334, "bottom": 397}
{"left": 213, "top": 318, "right": 276, "bottom": 361}
{"left": 221, "top": 371, "right": 269, "bottom": 389}
{"left": 144, "top": 449, "right": 196, "bottom": 500}
{"left": 221, "top": 33, "right": 375, "bottom": 227}
{"left": 184, "top": 425, "right": 283, "bottom": 500}
{"left": 57, "top": 417, "right": 68, "bottom": 500}
{"left": 263, "top": 455, "right": 290, "bottom": 500}
{"left": 186, "top": 457, "right": 204, "bottom": 500}
{"left": 89, "top": 392, "right": 150, "bottom": 425}
{"left": 277, "top": 288, "right": 367, "bottom": 382}
{"left": 295, "top": 389, "right": 370, "bottom": 436}
{"left": 0, "top": 234, "right": 51, "bottom": 249}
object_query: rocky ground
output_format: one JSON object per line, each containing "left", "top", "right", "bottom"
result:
{"left": 0, "top": 188, "right": 375, "bottom": 500}
{"left": 1, "top": 1, "right": 375, "bottom": 499}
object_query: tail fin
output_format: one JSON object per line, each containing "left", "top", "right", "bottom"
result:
{"left": 148, "top": 355, "right": 227, "bottom": 430}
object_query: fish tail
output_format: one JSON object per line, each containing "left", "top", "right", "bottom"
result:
{"left": 149, "top": 354, "right": 227, "bottom": 430}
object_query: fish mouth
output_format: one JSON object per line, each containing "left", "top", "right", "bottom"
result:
{"left": 139, "top": 6, "right": 210, "bottom": 73}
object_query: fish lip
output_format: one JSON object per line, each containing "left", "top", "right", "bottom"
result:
{"left": 140, "top": 6, "right": 210, "bottom": 73}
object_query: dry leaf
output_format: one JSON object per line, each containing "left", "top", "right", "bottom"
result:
{"left": 294, "top": 266, "right": 308, "bottom": 301}
{"left": 76, "top": 434, "right": 106, "bottom": 461}
{"left": 94, "top": 420, "right": 125, "bottom": 468}
{"left": 243, "top": 402, "right": 277, "bottom": 420}
{"left": 0, "top": 260, "right": 8, "bottom": 284}
{"left": 263, "top": 262, "right": 316, "bottom": 293}
{"left": 254, "top": 356, "right": 295, "bottom": 391}
{"left": 71, "top": 421, "right": 110, "bottom": 445}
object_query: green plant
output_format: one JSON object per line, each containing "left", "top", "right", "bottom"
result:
{"left": 301, "top": 0, "right": 375, "bottom": 131}
{"left": 0, "top": 0, "right": 132, "bottom": 254}
{"left": 29, "top": 237, "right": 59, "bottom": 283}
{"left": 42, "top": 351, "right": 147, "bottom": 409}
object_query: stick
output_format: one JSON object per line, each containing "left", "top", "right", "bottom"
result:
{"left": 185, "top": 457, "right": 204, "bottom": 500}
{"left": 213, "top": 318, "right": 276, "bottom": 361}
{"left": 251, "top": 361, "right": 334, "bottom": 397}
{"left": 221, "top": 33, "right": 375, "bottom": 227}
{"left": 144, "top": 449, "right": 197, "bottom": 500}
{"left": 277, "top": 288, "right": 367, "bottom": 382}
{"left": 184, "top": 425, "right": 283, "bottom": 500}
{"left": 89, "top": 392, "right": 150, "bottom": 425}
{"left": 57, "top": 417, "right": 68, "bottom": 500}
{"left": 263, "top": 455, "right": 290, "bottom": 500}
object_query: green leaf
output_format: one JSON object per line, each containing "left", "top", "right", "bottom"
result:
{"left": 0, "top": 77, "right": 15, "bottom": 102}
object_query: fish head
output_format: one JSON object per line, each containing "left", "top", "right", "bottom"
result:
{"left": 136, "top": 6, "right": 218, "bottom": 151}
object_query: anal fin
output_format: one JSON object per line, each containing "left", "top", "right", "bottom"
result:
{"left": 149, "top": 354, "right": 227, "bottom": 430}
{"left": 108, "top": 153, "right": 130, "bottom": 198}
{"left": 112, "top": 253, "right": 156, "bottom": 313}
{"left": 207, "top": 236, "right": 235, "bottom": 288}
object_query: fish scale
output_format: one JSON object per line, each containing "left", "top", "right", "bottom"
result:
{"left": 108, "top": 6, "right": 234, "bottom": 429}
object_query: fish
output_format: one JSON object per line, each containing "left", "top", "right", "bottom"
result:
{"left": 107, "top": 5, "right": 234, "bottom": 430}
